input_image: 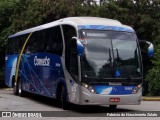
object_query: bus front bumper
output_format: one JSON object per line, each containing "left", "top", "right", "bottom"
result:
{"left": 78, "top": 87, "right": 142, "bottom": 105}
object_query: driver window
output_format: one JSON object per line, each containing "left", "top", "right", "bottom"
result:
{"left": 62, "top": 25, "right": 78, "bottom": 78}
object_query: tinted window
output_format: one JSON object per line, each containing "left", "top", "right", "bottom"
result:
{"left": 62, "top": 25, "right": 77, "bottom": 75}
{"left": 81, "top": 30, "right": 141, "bottom": 79}
{"left": 70, "top": 40, "right": 78, "bottom": 77}
{"left": 7, "top": 38, "right": 15, "bottom": 54}
{"left": 44, "top": 26, "right": 63, "bottom": 56}
{"left": 7, "top": 26, "right": 63, "bottom": 56}
{"left": 81, "top": 30, "right": 113, "bottom": 78}
{"left": 7, "top": 35, "right": 27, "bottom": 55}
{"left": 25, "top": 26, "right": 63, "bottom": 56}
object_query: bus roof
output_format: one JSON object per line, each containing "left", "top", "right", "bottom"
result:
{"left": 9, "top": 17, "right": 134, "bottom": 38}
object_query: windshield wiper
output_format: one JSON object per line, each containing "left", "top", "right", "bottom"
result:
{"left": 108, "top": 48, "right": 112, "bottom": 66}
{"left": 115, "top": 48, "right": 121, "bottom": 66}
{"left": 115, "top": 48, "right": 132, "bottom": 80}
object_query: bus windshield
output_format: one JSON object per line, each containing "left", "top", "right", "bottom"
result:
{"left": 81, "top": 30, "right": 142, "bottom": 81}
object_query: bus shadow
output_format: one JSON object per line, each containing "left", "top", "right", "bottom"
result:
{"left": 17, "top": 92, "right": 62, "bottom": 108}
{"left": 25, "top": 93, "right": 134, "bottom": 113}
{"left": 18, "top": 92, "right": 135, "bottom": 114}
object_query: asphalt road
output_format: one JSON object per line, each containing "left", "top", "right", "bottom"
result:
{"left": 0, "top": 89, "right": 160, "bottom": 120}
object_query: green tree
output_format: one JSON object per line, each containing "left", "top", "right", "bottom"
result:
{"left": 0, "top": 0, "right": 160, "bottom": 94}
{"left": 145, "top": 44, "right": 160, "bottom": 96}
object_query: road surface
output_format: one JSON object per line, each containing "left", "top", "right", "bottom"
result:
{"left": 0, "top": 89, "right": 160, "bottom": 120}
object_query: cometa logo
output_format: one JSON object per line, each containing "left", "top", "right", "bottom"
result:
{"left": 34, "top": 56, "right": 50, "bottom": 66}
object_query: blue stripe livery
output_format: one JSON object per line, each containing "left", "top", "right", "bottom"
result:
{"left": 78, "top": 25, "right": 134, "bottom": 32}
{"left": 93, "top": 85, "right": 136, "bottom": 95}
{"left": 5, "top": 53, "right": 65, "bottom": 98}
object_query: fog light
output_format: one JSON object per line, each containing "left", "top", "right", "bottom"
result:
{"left": 84, "top": 84, "right": 88, "bottom": 88}
{"left": 82, "top": 83, "right": 96, "bottom": 94}
{"left": 91, "top": 89, "right": 95, "bottom": 93}
{"left": 132, "top": 84, "right": 142, "bottom": 94}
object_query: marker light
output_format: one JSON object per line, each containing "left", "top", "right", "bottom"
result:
{"left": 132, "top": 84, "right": 142, "bottom": 94}
{"left": 82, "top": 83, "right": 96, "bottom": 94}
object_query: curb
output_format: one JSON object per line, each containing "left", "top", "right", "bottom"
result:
{"left": 1, "top": 88, "right": 13, "bottom": 91}
{"left": 142, "top": 97, "right": 160, "bottom": 101}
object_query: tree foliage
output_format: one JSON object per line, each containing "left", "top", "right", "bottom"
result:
{"left": 145, "top": 44, "right": 160, "bottom": 96}
{"left": 0, "top": 0, "right": 160, "bottom": 95}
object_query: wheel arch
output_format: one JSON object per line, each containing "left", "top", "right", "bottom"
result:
{"left": 56, "top": 80, "right": 68, "bottom": 100}
{"left": 12, "top": 76, "right": 15, "bottom": 87}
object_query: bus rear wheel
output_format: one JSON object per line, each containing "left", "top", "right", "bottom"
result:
{"left": 18, "top": 78, "right": 26, "bottom": 97}
{"left": 16, "top": 78, "right": 25, "bottom": 97}
{"left": 61, "top": 86, "right": 69, "bottom": 110}
{"left": 13, "top": 78, "right": 18, "bottom": 95}
{"left": 18, "top": 78, "right": 23, "bottom": 97}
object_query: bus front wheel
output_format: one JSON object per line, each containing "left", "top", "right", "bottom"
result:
{"left": 61, "top": 86, "right": 69, "bottom": 110}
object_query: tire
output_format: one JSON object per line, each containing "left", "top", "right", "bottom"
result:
{"left": 109, "top": 105, "right": 117, "bottom": 109}
{"left": 17, "top": 78, "right": 25, "bottom": 97}
{"left": 61, "top": 86, "right": 69, "bottom": 110}
{"left": 13, "top": 79, "right": 18, "bottom": 95}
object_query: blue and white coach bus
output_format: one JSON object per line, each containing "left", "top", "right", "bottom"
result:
{"left": 5, "top": 17, "right": 154, "bottom": 109}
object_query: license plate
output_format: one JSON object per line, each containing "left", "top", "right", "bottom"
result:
{"left": 109, "top": 98, "right": 120, "bottom": 102}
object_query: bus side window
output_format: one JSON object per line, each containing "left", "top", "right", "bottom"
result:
{"left": 62, "top": 25, "right": 78, "bottom": 78}
{"left": 70, "top": 40, "right": 78, "bottom": 78}
{"left": 24, "top": 33, "right": 38, "bottom": 53}
{"left": 8, "top": 35, "right": 27, "bottom": 54}
{"left": 7, "top": 38, "right": 15, "bottom": 55}
{"left": 36, "top": 31, "right": 45, "bottom": 52}
{"left": 44, "top": 26, "right": 63, "bottom": 56}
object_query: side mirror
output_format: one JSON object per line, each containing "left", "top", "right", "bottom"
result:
{"left": 139, "top": 40, "right": 154, "bottom": 58}
{"left": 147, "top": 41, "right": 154, "bottom": 57}
{"left": 72, "top": 37, "right": 84, "bottom": 56}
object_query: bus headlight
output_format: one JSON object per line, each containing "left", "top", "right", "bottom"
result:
{"left": 82, "top": 83, "right": 96, "bottom": 94}
{"left": 132, "top": 84, "right": 142, "bottom": 94}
